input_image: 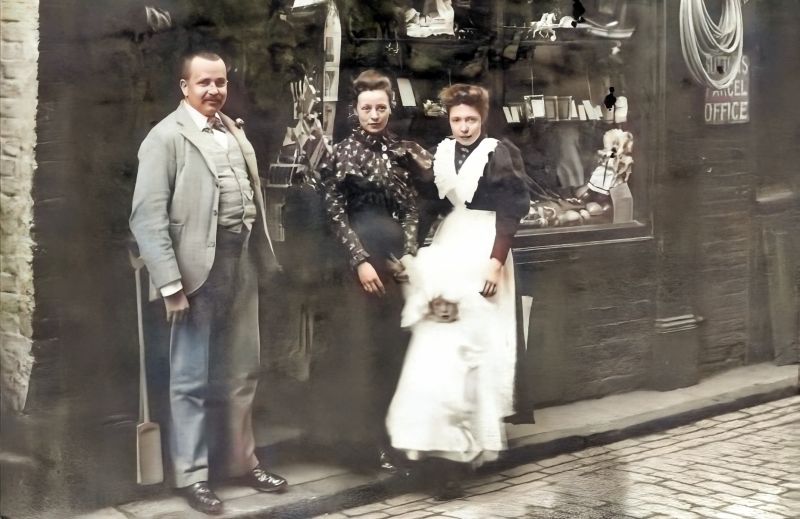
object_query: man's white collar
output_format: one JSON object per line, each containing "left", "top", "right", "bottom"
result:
{"left": 182, "top": 100, "right": 222, "bottom": 131}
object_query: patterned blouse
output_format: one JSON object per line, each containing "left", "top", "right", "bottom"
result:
{"left": 319, "top": 127, "right": 433, "bottom": 268}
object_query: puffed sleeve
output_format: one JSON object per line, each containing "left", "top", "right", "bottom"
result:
{"left": 397, "top": 140, "right": 434, "bottom": 183}
{"left": 486, "top": 140, "right": 531, "bottom": 263}
{"left": 319, "top": 144, "right": 370, "bottom": 268}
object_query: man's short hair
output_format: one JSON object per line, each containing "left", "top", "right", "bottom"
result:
{"left": 180, "top": 51, "right": 224, "bottom": 80}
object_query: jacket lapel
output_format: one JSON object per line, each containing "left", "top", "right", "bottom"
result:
{"left": 220, "top": 113, "right": 276, "bottom": 259}
{"left": 220, "top": 113, "right": 259, "bottom": 188}
{"left": 175, "top": 103, "right": 219, "bottom": 178}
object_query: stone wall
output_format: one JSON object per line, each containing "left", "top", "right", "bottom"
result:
{"left": 694, "top": 133, "right": 754, "bottom": 374}
{"left": 517, "top": 240, "right": 658, "bottom": 407}
{"left": 668, "top": 16, "right": 758, "bottom": 376}
{"left": 0, "top": 0, "right": 38, "bottom": 412}
{"left": 661, "top": 0, "right": 800, "bottom": 376}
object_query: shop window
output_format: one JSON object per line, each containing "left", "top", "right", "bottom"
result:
{"left": 267, "top": 0, "right": 664, "bottom": 249}
{"left": 496, "top": 0, "right": 661, "bottom": 249}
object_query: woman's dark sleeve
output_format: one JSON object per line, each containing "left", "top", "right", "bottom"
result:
{"left": 388, "top": 172, "right": 420, "bottom": 258}
{"left": 319, "top": 150, "right": 369, "bottom": 268}
{"left": 417, "top": 196, "right": 452, "bottom": 247}
{"left": 397, "top": 140, "right": 435, "bottom": 184}
{"left": 487, "top": 140, "right": 531, "bottom": 263}
{"left": 388, "top": 141, "right": 434, "bottom": 256}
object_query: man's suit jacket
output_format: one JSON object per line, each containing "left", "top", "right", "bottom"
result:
{"left": 130, "top": 103, "right": 278, "bottom": 297}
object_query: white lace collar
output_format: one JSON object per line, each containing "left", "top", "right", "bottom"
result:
{"left": 433, "top": 137, "right": 499, "bottom": 204}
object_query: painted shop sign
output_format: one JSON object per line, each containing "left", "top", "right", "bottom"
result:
{"left": 704, "top": 55, "right": 750, "bottom": 125}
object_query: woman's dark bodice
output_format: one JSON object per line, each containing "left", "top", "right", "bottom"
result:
{"left": 319, "top": 127, "right": 433, "bottom": 268}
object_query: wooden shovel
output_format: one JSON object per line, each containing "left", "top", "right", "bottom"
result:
{"left": 130, "top": 251, "right": 164, "bottom": 485}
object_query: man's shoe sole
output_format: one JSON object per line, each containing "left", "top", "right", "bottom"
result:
{"left": 253, "top": 482, "right": 288, "bottom": 493}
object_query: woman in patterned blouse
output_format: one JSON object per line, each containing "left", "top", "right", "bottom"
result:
{"left": 317, "top": 69, "right": 432, "bottom": 472}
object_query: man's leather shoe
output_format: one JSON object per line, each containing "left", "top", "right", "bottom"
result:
{"left": 244, "top": 466, "right": 288, "bottom": 493}
{"left": 182, "top": 481, "right": 223, "bottom": 515}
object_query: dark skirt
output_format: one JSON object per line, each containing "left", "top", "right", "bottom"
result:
{"left": 306, "top": 206, "right": 410, "bottom": 462}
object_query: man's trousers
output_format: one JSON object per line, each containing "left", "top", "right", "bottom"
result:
{"left": 168, "top": 228, "right": 261, "bottom": 488}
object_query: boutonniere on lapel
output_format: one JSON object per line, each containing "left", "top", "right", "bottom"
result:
{"left": 235, "top": 118, "right": 245, "bottom": 129}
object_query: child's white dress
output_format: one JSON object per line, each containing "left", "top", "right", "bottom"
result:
{"left": 386, "top": 138, "right": 518, "bottom": 465}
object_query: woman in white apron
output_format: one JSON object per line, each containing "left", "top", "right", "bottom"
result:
{"left": 387, "top": 84, "right": 531, "bottom": 499}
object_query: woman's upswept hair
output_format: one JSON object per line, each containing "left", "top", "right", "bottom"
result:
{"left": 352, "top": 69, "right": 395, "bottom": 106}
{"left": 439, "top": 83, "right": 490, "bottom": 121}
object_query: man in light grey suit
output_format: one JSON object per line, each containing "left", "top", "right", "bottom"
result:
{"left": 130, "top": 51, "right": 287, "bottom": 515}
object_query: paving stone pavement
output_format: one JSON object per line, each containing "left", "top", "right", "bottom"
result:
{"left": 312, "top": 395, "right": 800, "bottom": 519}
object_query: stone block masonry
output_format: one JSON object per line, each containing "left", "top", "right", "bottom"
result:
{"left": 1, "top": 0, "right": 39, "bottom": 411}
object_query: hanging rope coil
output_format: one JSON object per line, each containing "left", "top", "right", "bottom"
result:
{"left": 679, "top": 0, "right": 744, "bottom": 89}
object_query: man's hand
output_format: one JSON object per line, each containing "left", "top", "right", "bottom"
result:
{"left": 357, "top": 262, "right": 385, "bottom": 296}
{"left": 387, "top": 254, "right": 410, "bottom": 284}
{"left": 481, "top": 258, "right": 503, "bottom": 297}
{"left": 164, "top": 290, "right": 190, "bottom": 323}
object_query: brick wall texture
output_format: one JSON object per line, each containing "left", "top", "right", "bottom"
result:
{"left": 1, "top": 0, "right": 38, "bottom": 411}
{"left": 694, "top": 138, "right": 754, "bottom": 375}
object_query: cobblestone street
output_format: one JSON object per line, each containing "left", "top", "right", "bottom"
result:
{"left": 314, "top": 396, "right": 800, "bottom": 519}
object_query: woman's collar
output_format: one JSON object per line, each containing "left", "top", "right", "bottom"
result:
{"left": 454, "top": 135, "right": 485, "bottom": 154}
{"left": 353, "top": 126, "right": 397, "bottom": 148}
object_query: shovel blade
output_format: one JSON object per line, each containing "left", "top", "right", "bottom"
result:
{"left": 136, "top": 421, "right": 164, "bottom": 485}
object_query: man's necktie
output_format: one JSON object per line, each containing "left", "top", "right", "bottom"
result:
{"left": 206, "top": 116, "right": 226, "bottom": 133}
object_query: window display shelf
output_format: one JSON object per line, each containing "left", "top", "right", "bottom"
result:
{"left": 503, "top": 25, "right": 630, "bottom": 45}
{"left": 513, "top": 220, "right": 651, "bottom": 258}
{"left": 350, "top": 37, "right": 492, "bottom": 45}
{"left": 524, "top": 119, "right": 610, "bottom": 124}
{"left": 350, "top": 35, "right": 621, "bottom": 48}
{"left": 515, "top": 38, "right": 626, "bottom": 47}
